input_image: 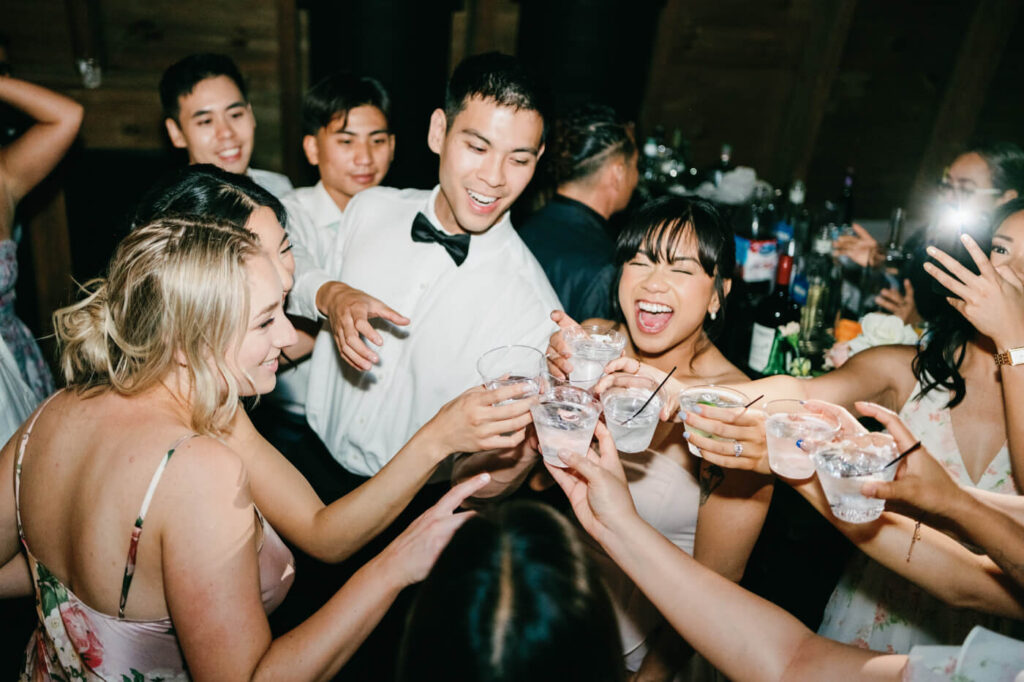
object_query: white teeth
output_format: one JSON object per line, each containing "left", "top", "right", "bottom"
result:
{"left": 219, "top": 147, "right": 241, "bottom": 157}
{"left": 467, "top": 189, "right": 497, "bottom": 205}
{"left": 638, "top": 301, "right": 673, "bottom": 314}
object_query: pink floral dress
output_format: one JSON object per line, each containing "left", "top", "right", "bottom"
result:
{"left": 818, "top": 380, "right": 1024, "bottom": 655}
{"left": 15, "top": 397, "right": 295, "bottom": 681}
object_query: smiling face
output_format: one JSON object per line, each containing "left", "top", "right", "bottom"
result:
{"left": 233, "top": 254, "right": 297, "bottom": 396}
{"left": 243, "top": 206, "right": 294, "bottom": 297}
{"left": 618, "top": 226, "right": 721, "bottom": 355}
{"left": 165, "top": 75, "right": 256, "bottom": 174}
{"left": 428, "top": 97, "right": 544, "bottom": 235}
{"left": 989, "top": 209, "right": 1024, "bottom": 280}
{"left": 303, "top": 104, "right": 394, "bottom": 212}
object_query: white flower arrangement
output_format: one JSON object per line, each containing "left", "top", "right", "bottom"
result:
{"left": 824, "top": 312, "right": 920, "bottom": 370}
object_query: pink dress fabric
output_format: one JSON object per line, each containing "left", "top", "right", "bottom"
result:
{"left": 14, "top": 400, "right": 295, "bottom": 681}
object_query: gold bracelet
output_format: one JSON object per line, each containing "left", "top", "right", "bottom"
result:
{"left": 905, "top": 520, "right": 922, "bottom": 562}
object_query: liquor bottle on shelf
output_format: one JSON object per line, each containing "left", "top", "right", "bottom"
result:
{"left": 882, "top": 207, "right": 907, "bottom": 289}
{"left": 799, "top": 225, "right": 840, "bottom": 357}
{"left": 710, "top": 143, "right": 735, "bottom": 187}
{"left": 837, "top": 166, "right": 855, "bottom": 228}
{"left": 723, "top": 186, "right": 778, "bottom": 366}
{"left": 748, "top": 239, "right": 801, "bottom": 375}
{"left": 774, "top": 180, "right": 809, "bottom": 249}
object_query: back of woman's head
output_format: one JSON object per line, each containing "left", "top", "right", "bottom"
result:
{"left": 54, "top": 216, "right": 260, "bottom": 435}
{"left": 398, "top": 501, "right": 624, "bottom": 682}
{"left": 546, "top": 103, "right": 635, "bottom": 188}
{"left": 130, "top": 163, "right": 287, "bottom": 230}
{"left": 613, "top": 196, "right": 734, "bottom": 338}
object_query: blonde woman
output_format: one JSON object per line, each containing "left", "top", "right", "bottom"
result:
{"left": 0, "top": 217, "right": 518, "bottom": 679}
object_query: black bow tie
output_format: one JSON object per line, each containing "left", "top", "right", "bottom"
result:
{"left": 411, "top": 212, "right": 470, "bottom": 266}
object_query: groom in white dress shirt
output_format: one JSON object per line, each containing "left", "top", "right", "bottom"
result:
{"left": 288, "top": 52, "right": 560, "bottom": 496}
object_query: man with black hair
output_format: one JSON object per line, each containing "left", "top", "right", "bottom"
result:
{"left": 520, "top": 103, "right": 638, "bottom": 321}
{"left": 289, "top": 52, "right": 559, "bottom": 492}
{"left": 260, "top": 74, "right": 397, "bottom": 490}
{"left": 159, "top": 53, "right": 292, "bottom": 197}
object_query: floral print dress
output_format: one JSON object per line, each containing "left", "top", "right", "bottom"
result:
{"left": 818, "top": 380, "right": 1024, "bottom": 655}
{"left": 15, "top": 396, "right": 295, "bottom": 681}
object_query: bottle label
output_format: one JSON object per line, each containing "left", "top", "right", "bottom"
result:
{"left": 791, "top": 273, "right": 809, "bottom": 305}
{"left": 748, "top": 323, "right": 776, "bottom": 372}
{"left": 734, "top": 236, "right": 778, "bottom": 283}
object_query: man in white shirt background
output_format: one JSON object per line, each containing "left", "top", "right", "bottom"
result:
{"left": 256, "top": 72, "right": 398, "bottom": 504}
{"left": 290, "top": 52, "right": 560, "bottom": 503}
{"left": 159, "top": 53, "right": 293, "bottom": 198}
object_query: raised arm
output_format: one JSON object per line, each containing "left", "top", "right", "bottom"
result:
{"left": 546, "top": 426, "right": 905, "bottom": 682}
{"left": 923, "top": 233, "right": 1024, "bottom": 490}
{"left": 161, "top": 436, "right": 488, "bottom": 681}
{"left": 0, "top": 76, "right": 83, "bottom": 205}
{"left": 226, "top": 382, "right": 533, "bottom": 562}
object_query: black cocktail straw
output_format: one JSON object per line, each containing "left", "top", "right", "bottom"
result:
{"left": 742, "top": 394, "right": 765, "bottom": 409}
{"left": 624, "top": 366, "right": 677, "bottom": 424}
{"left": 884, "top": 441, "right": 922, "bottom": 470}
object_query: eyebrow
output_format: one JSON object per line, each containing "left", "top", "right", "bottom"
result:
{"left": 253, "top": 300, "right": 279, "bottom": 321}
{"left": 462, "top": 128, "right": 540, "bottom": 156}
{"left": 670, "top": 256, "right": 700, "bottom": 264}
{"left": 338, "top": 127, "right": 390, "bottom": 136}
{"left": 190, "top": 101, "right": 246, "bottom": 119}
{"left": 993, "top": 234, "right": 1013, "bottom": 242}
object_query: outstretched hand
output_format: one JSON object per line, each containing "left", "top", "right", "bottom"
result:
{"left": 924, "top": 234, "right": 1024, "bottom": 349}
{"left": 316, "top": 281, "right": 411, "bottom": 371}
{"left": 423, "top": 382, "right": 538, "bottom": 458}
{"left": 380, "top": 473, "right": 490, "bottom": 587}
{"left": 834, "top": 223, "right": 881, "bottom": 268}
{"left": 545, "top": 310, "right": 580, "bottom": 379}
{"left": 544, "top": 421, "right": 638, "bottom": 545}
{"left": 875, "top": 279, "right": 921, "bottom": 326}
{"left": 854, "top": 401, "right": 966, "bottom": 521}
{"left": 682, "top": 404, "right": 770, "bottom": 474}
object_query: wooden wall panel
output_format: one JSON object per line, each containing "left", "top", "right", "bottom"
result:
{"left": 3, "top": 0, "right": 287, "bottom": 171}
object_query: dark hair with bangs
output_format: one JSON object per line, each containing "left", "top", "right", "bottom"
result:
{"left": 912, "top": 197, "right": 1024, "bottom": 407}
{"left": 443, "top": 52, "right": 549, "bottom": 143}
{"left": 301, "top": 72, "right": 391, "bottom": 137}
{"left": 613, "top": 196, "right": 734, "bottom": 339}
{"left": 397, "top": 501, "right": 624, "bottom": 682}
{"left": 130, "top": 164, "right": 287, "bottom": 231}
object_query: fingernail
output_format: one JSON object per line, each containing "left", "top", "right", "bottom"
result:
{"left": 479, "top": 472, "right": 491, "bottom": 483}
{"left": 799, "top": 400, "right": 806, "bottom": 405}
{"left": 926, "top": 246, "right": 937, "bottom": 255}
{"left": 683, "top": 431, "right": 690, "bottom": 440}
{"left": 691, "top": 405, "right": 702, "bottom": 414}
{"left": 960, "top": 233, "right": 971, "bottom": 242}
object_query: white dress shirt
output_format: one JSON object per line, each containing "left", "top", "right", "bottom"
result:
{"left": 247, "top": 167, "right": 294, "bottom": 199}
{"left": 271, "top": 182, "right": 344, "bottom": 415}
{"left": 302, "top": 185, "right": 561, "bottom": 477}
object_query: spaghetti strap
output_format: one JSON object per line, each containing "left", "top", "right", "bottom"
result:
{"left": 117, "top": 433, "right": 196, "bottom": 619}
{"left": 13, "top": 392, "right": 60, "bottom": 544}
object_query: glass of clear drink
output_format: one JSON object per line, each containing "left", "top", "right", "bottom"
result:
{"left": 563, "top": 324, "right": 627, "bottom": 389}
{"left": 810, "top": 433, "right": 899, "bottom": 523}
{"left": 477, "top": 345, "right": 544, "bottom": 404}
{"left": 530, "top": 385, "right": 602, "bottom": 468}
{"left": 600, "top": 374, "right": 665, "bottom": 453}
{"left": 678, "top": 385, "right": 748, "bottom": 458}
{"left": 765, "top": 400, "right": 840, "bottom": 479}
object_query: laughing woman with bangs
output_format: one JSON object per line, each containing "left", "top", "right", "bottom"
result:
{"left": 547, "top": 196, "right": 772, "bottom": 680}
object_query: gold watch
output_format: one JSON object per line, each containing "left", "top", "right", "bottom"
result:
{"left": 994, "top": 347, "right": 1024, "bottom": 366}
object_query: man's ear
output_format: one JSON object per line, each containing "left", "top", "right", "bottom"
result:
{"left": 165, "top": 118, "right": 188, "bottom": 149}
{"left": 1000, "top": 189, "right": 1019, "bottom": 204}
{"left": 302, "top": 134, "right": 319, "bottom": 166}
{"left": 535, "top": 142, "right": 545, "bottom": 163}
{"left": 427, "top": 109, "right": 447, "bottom": 155}
{"left": 387, "top": 133, "right": 396, "bottom": 162}
{"left": 248, "top": 102, "right": 256, "bottom": 129}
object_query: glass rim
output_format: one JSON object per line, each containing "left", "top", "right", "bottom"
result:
{"left": 677, "top": 384, "right": 749, "bottom": 403}
{"left": 537, "top": 382, "right": 602, "bottom": 408}
{"left": 476, "top": 344, "right": 545, "bottom": 380}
